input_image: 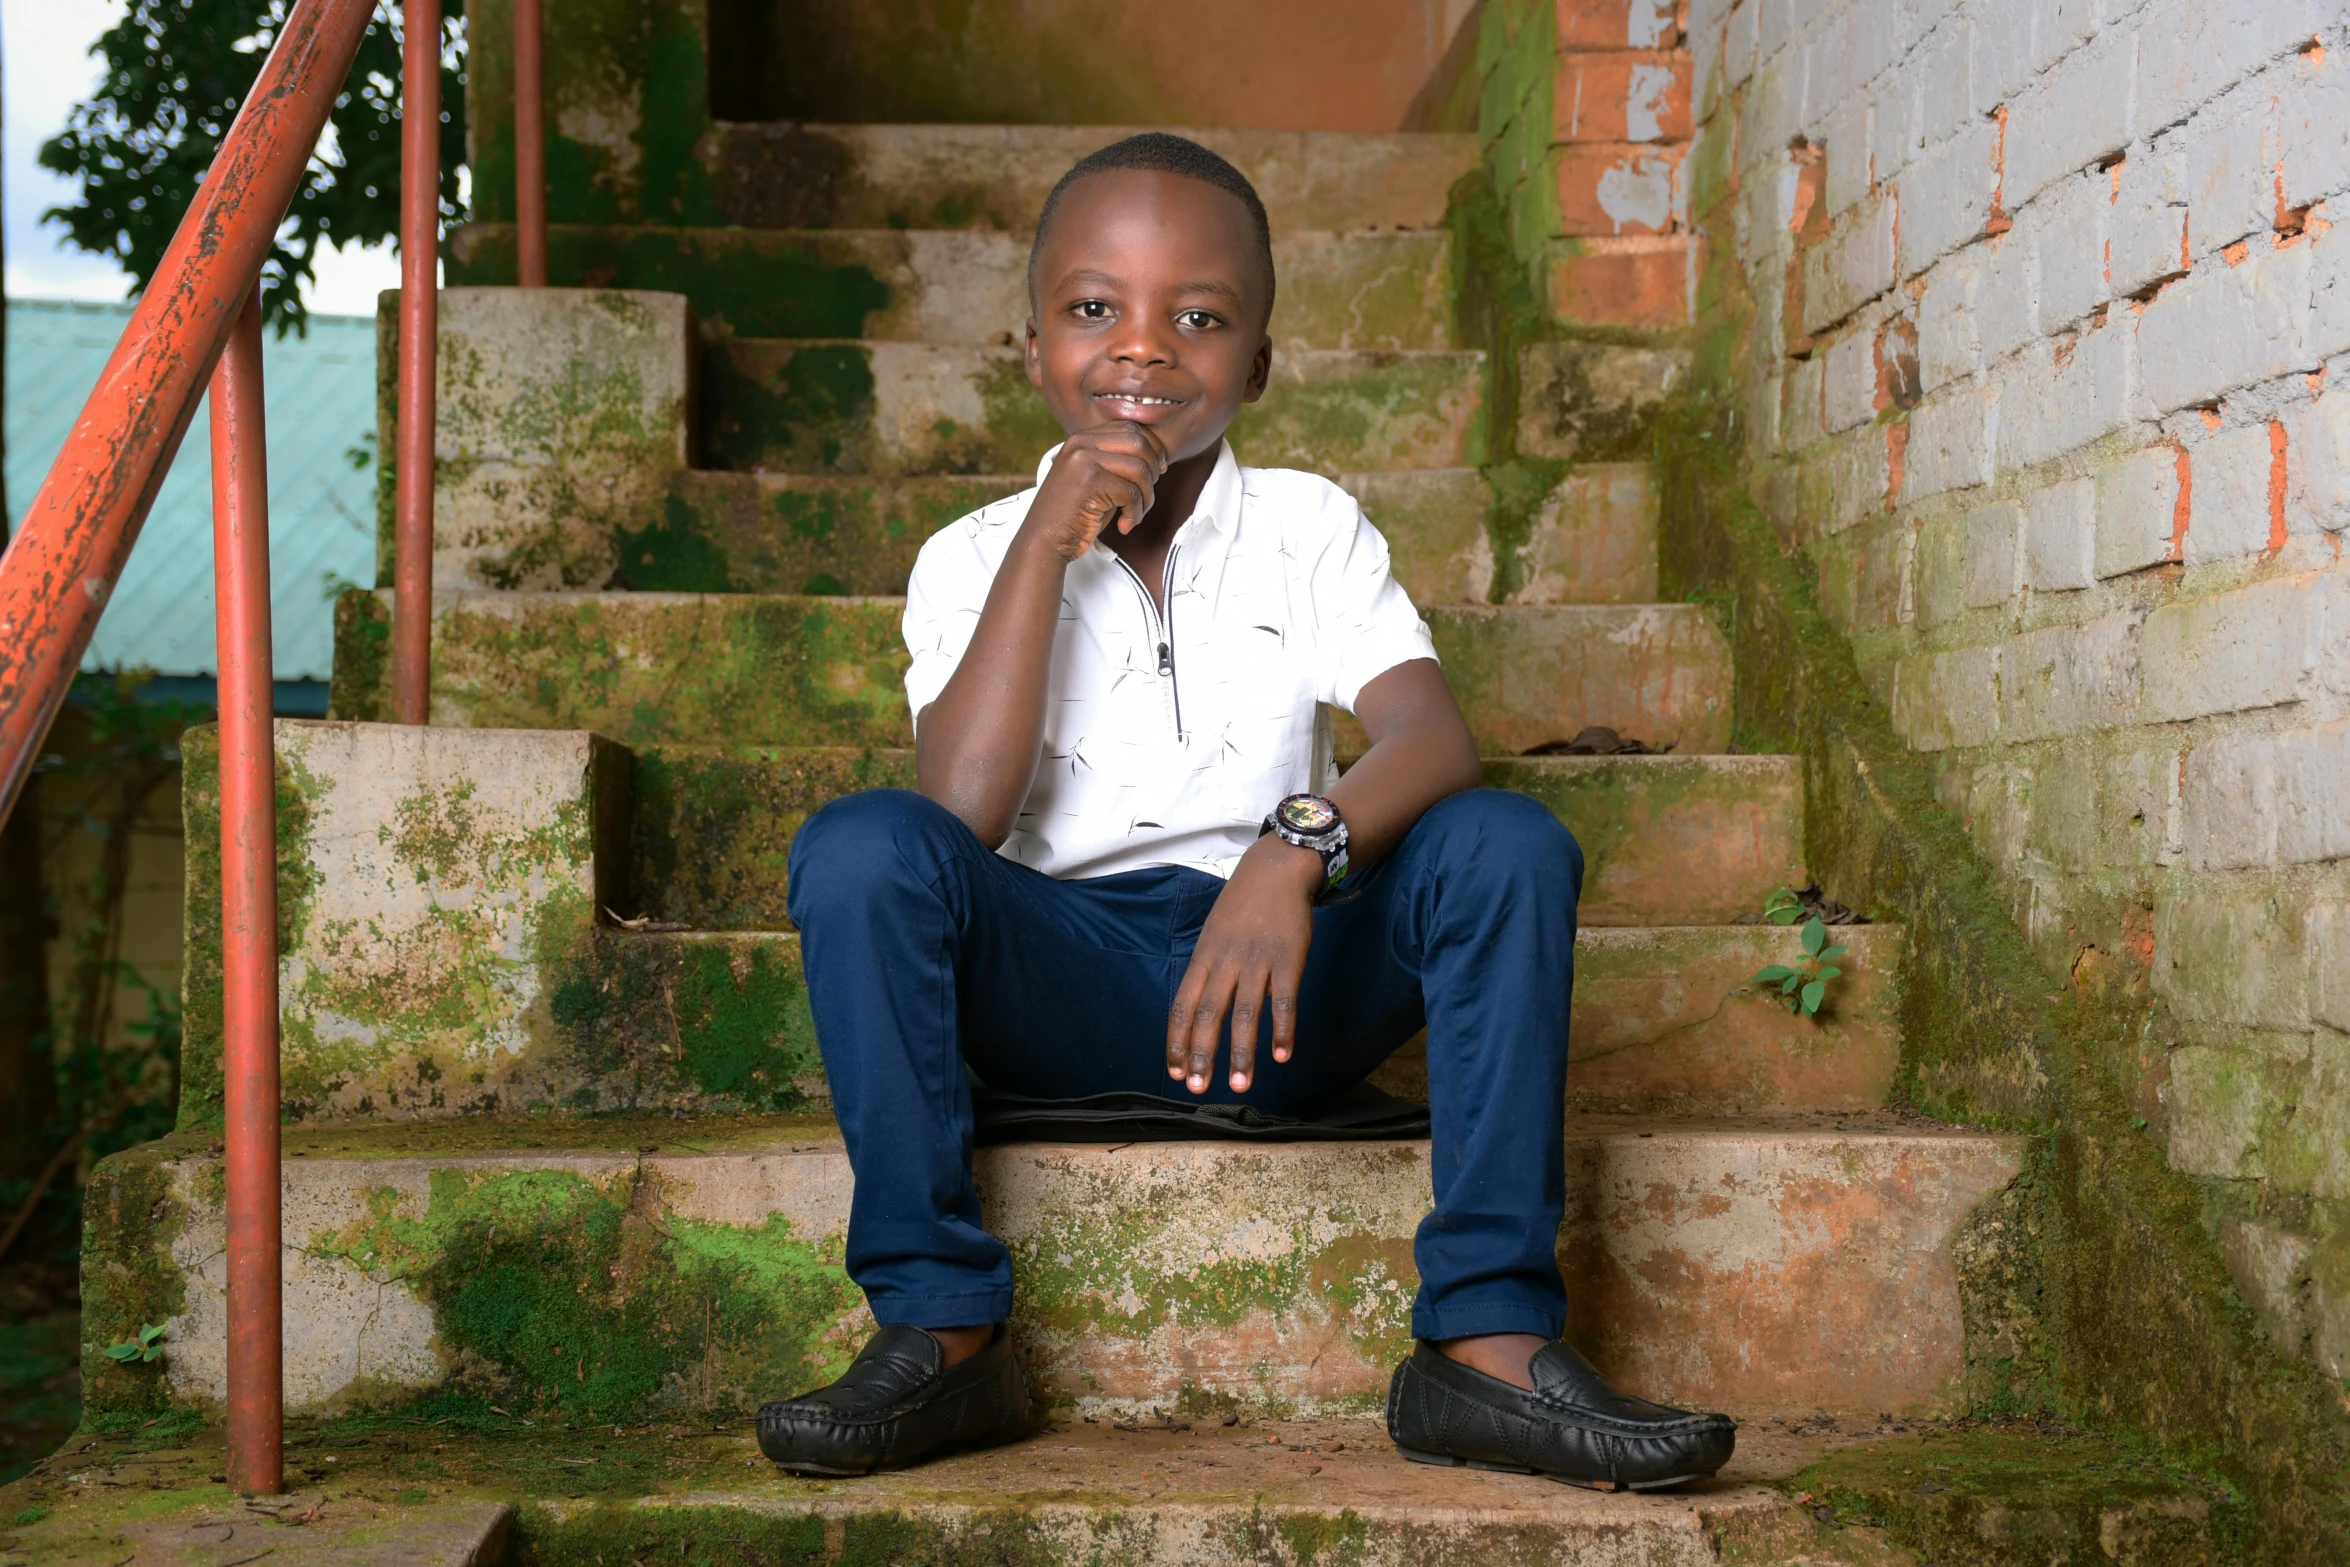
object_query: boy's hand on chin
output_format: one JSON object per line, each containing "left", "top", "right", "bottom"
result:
{"left": 1027, "top": 421, "right": 1171, "bottom": 560}
{"left": 1166, "top": 837, "right": 1324, "bottom": 1095}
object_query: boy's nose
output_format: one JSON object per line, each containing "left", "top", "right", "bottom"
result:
{"left": 1107, "top": 320, "right": 1177, "bottom": 366}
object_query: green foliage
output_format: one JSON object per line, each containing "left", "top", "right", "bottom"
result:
{"left": 101, "top": 1323, "right": 167, "bottom": 1364}
{"left": 39, "top": 0, "right": 468, "bottom": 334}
{"left": 1761, "top": 885, "right": 1805, "bottom": 925}
{"left": 1752, "top": 916, "right": 1847, "bottom": 1018}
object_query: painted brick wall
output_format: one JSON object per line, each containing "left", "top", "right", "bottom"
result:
{"left": 1688, "top": 0, "right": 2350, "bottom": 1386}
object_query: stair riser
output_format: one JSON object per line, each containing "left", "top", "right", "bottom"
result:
{"left": 701, "top": 342, "right": 1483, "bottom": 475}
{"left": 696, "top": 125, "right": 1479, "bottom": 235}
{"left": 332, "top": 594, "right": 1730, "bottom": 757}
{"left": 518, "top": 465, "right": 1660, "bottom": 611}
{"left": 450, "top": 225, "right": 1459, "bottom": 351}
{"left": 119, "top": 1127, "right": 2014, "bottom": 1424}
{"left": 630, "top": 751, "right": 1802, "bottom": 931}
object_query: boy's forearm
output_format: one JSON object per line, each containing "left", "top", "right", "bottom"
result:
{"left": 1322, "top": 660, "right": 1483, "bottom": 869}
{"left": 913, "top": 530, "right": 1070, "bottom": 846}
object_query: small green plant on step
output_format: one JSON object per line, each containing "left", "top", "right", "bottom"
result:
{"left": 1761, "top": 886, "right": 1805, "bottom": 925}
{"left": 1752, "top": 918, "right": 1846, "bottom": 1018}
{"left": 103, "top": 1323, "right": 166, "bottom": 1364}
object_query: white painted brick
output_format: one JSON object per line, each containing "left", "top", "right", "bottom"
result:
{"left": 1757, "top": 0, "right": 1798, "bottom": 63}
{"left": 2275, "top": 42, "right": 2350, "bottom": 210}
{"left": 1725, "top": 0, "right": 1761, "bottom": 88}
{"left": 2137, "top": 0, "right": 2324, "bottom": 139}
{"left": 1803, "top": 192, "right": 1899, "bottom": 332}
{"left": 2184, "top": 729, "right": 2279, "bottom": 871}
{"left": 1916, "top": 22, "right": 1974, "bottom": 148}
{"left": 1871, "top": 73, "right": 1917, "bottom": 186}
{"left": 1911, "top": 508, "right": 1967, "bottom": 628}
{"left": 2314, "top": 902, "right": 2350, "bottom": 1034}
{"left": 2185, "top": 419, "right": 2281, "bottom": 566}
{"left": 1891, "top": 642, "right": 2002, "bottom": 749}
{"left": 2275, "top": 721, "right": 2350, "bottom": 865}
{"left": 2308, "top": 222, "right": 2350, "bottom": 365}
{"left": 2141, "top": 572, "right": 2321, "bottom": 721}
{"left": 2004, "top": 28, "right": 2137, "bottom": 213}
{"left": 1782, "top": 352, "right": 1826, "bottom": 450}
{"left": 2184, "top": 102, "right": 2278, "bottom": 262}
{"left": 2164, "top": 1045, "right": 2282, "bottom": 1177}
{"left": 2108, "top": 148, "right": 2187, "bottom": 298}
{"left": 2002, "top": 609, "right": 2144, "bottom": 740}
{"left": 1902, "top": 382, "right": 1999, "bottom": 500}
{"left": 1896, "top": 120, "right": 1999, "bottom": 278}
{"left": 1753, "top": 53, "right": 1809, "bottom": 157}
{"left": 1977, "top": 232, "right": 2039, "bottom": 365}
{"left": 2023, "top": 476, "right": 2096, "bottom": 590}
{"left": 1823, "top": 325, "right": 1880, "bottom": 432}
{"left": 2029, "top": 0, "right": 2100, "bottom": 75}
{"left": 1962, "top": 499, "right": 2023, "bottom": 607}
{"left": 2137, "top": 242, "right": 2311, "bottom": 413}
{"left": 2326, "top": 567, "right": 2350, "bottom": 697}
{"left": 2034, "top": 172, "right": 2109, "bottom": 330}
{"left": 2155, "top": 887, "right": 2312, "bottom": 1032}
{"left": 2284, "top": 387, "right": 2350, "bottom": 534}
{"left": 1820, "top": 423, "right": 1895, "bottom": 533}
{"left": 1998, "top": 321, "right": 2134, "bottom": 469}
{"left": 1916, "top": 257, "right": 1983, "bottom": 395}
{"left": 1823, "top": 97, "right": 1875, "bottom": 217}
{"left": 1971, "top": 0, "right": 2039, "bottom": 112}
{"left": 2095, "top": 442, "right": 2182, "bottom": 577}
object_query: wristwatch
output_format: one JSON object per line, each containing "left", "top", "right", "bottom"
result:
{"left": 1261, "top": 793, "right": 1353, "bottom": 903}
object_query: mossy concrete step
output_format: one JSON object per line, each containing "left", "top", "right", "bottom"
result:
{"left": 628, "top": 748, "right": 1800, "bottom": 930}
{"left": 700, "top": 340, "right": 1483, "bottom": 475}
{"left": 0, "top": 1417, "right": 1923, "bottom": 1567}
{"left": 92, "top": 1114, "right": 2016, "bottom": 1428}
{"left": 449, "top": 224, "right": 1458, "bottom": 350}
{"left": 698, "top": 124, "right": 1480, "bottom": 235}
{"left": 330, "top": 593, "right": 1731, "bottom": 756}
{"left": 555, "top": 463, "right": 1658, "bottom": 609}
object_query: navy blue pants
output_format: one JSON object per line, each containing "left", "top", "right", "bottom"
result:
{"left": 785, "top": 787, "right": 1582, "bottom": 1342}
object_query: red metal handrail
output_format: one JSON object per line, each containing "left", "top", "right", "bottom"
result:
{"left": 0, "top": 0, "right": 378, "bottom": 821}
{"left": 391, "top": 0, "right": 442, "bottom": 724}
{"left": 210, "top": 288, "right": 281, "bottom": 1496}
{"left": 514, "top": 0, "right": 549, "bottom": 288}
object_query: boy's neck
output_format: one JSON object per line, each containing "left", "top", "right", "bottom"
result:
{"left": 1101, "top": 440, "right": 1222, "bottom": 590}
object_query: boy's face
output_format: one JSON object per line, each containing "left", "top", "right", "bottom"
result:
{"left": 1025, "top": 169, "right": 1274, "bottom": 464}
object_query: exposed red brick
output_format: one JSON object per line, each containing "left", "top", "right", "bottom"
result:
{"left": 2266, "top": 420, "right": 2289, "bottom": 553}
{"left": 2169, "top": 443, "right": 2192, "bottom": 560}
{"left": 1985, "top": 107, "right": 2013, "bottom": 237}
{"left": 1884, "top": 420, "right": 1908, "bottom": 511}
{"left": 1547, "top": 239, "right": 1692, "bottom": 328}
{"left": 1553, "top": 51, "right": 1693, "bottom": 143}
{"left": 1555, "top": 0, "right": 1682, "bottom": 49}
{"left": 1552, "top": 142, "right": 1685, "bottom": 235}
{"left": 2223, "top": 238, "right": 2250, "bottom": 265}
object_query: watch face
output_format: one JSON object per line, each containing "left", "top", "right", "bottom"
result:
{"left": 1276, "top": 794, "right": 1340, "bottom": 836}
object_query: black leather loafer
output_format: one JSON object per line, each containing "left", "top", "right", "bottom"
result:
{"left": 1386, "top": 1338, "right": 1735, "bottom": 1491}
{"left": 757, "top": 1324, "right": 1031, "bottom": 1476}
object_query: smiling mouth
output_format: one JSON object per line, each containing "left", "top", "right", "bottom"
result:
{"left": 1094, "top": 391, "right": 1187, "bottom": 408}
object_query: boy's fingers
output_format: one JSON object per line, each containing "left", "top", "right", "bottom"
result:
{"left": 1185, "top": 975, "right": 1234, "bottom": 1093}
{"left": 1268, "top": 972, "right": 1299, "bottom": 1066}
{"left": 1228, "top": 974, "right": 1264, "bottom": 1091}
{"left": 1167, "top": 963, "right": 1206, "bottom": 1077}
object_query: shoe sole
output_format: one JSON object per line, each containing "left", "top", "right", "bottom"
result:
{"left": 1394, "top": 1443, "right": 1710, "bottom": 1493}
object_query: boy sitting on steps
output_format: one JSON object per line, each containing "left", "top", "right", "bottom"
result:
{"left": 758, "top": 132, "right": 1735, "bottom": 1492}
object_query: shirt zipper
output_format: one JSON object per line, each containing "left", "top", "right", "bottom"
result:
{"left": 1113, "top": 545, "right": 1184, "bottom": 741}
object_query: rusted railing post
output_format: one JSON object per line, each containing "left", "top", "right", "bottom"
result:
{"left": 514, "top": 0, "right": 548, "bottom": 287}
{"left": 391, "top": 0, "right": 441, "bottom": 724}
{"left": 211, "top": 286, "right": 282, "bottom": 1498}
{"left": 0, "top": 0, "right": 377, "bottom": 825}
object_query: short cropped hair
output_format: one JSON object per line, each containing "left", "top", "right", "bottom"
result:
{"left": 1027, "top": 133, "right": 1277, "bottom": 319}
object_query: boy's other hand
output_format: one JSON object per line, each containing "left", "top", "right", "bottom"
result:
{"left": 1028, "top": 421, "right": 1171, "bottom": 560}
{"left": 1167, "top": 836, "right": 1323, "bottom": 1094}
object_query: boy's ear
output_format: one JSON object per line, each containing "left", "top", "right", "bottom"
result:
{"left": 1024, "top": 318, "right": 1043, "bottom": 388}
{"left": 1243, "top": 333, "right": 1274, "bottom": 405}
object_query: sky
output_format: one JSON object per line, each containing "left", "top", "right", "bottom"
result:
{"left": 4, "top": 0, "right": 411, "bottom": 317}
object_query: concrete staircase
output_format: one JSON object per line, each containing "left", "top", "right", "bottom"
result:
{"left": 107, "top": 122, "right": 2039, "bottom": 1560}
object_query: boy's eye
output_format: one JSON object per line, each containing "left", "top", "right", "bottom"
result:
{"left": 1072, "top": 300, "right": 1112, "bottom": 319}
{"left": 1176, "top": 310, "right": 1221, "bottom": 330}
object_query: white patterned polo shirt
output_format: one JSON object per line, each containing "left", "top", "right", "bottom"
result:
{"left": 902, "top": 440, "right": 1439, "bottom": 881}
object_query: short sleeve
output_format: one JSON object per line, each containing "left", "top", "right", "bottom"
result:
{"left": 902, "top": 512, "right": 998, "bottom": 724}
{"left": 1305, "top": 488, "right": 1439, "bottom": 712}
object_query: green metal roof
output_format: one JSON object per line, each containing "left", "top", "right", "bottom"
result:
{"left": 5, "top": 298, "right": 377, "bottom": 683}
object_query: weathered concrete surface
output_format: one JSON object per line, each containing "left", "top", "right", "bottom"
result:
{"left": 128, "top": 1115, "right": 2012, "bottom": 1422}
{"left": 334, "top": 592, "right": 1723, "bottom": 759}
{"left": 450, "top": 223, "right": 1459, "bottom": 351}
{"left": 627, "top": 748, "right": 1799, "bottom": 930}
{"left": 1, "top": 1486, "right": 511, "bottom": 1567}
{"left": 696, "top": 124, "right": 1479, "bottom": 234}
{"left": 629, "top": 471, "right": 1022, "bottom": 594}
{"left": 1512, "top": 462, "right": 1663, "bottom": 604}
{"left": 1377, "top": 924, "right": 1901, "bottom": 1115}
{"left": 1334, "top": 604, "right": 1736, "bottom": 756}
{"left": 379, "top": 288, "right": 694, "bottom": 593}
{"left": 703, "top": 339, "right": 1485, "bottom": 475}
{"left": 0, "top": 1412, "right": 1916, "bottom": 1567}
{"left": 1517, "top": 340, "right": 1690, "bottom": 460}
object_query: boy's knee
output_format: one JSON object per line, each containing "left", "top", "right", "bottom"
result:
{"left": 788, "top": 789, "right": 971, "bottom": 903}
{"left": 1419, "top": 789, "right": 1582, "bottom": 896}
